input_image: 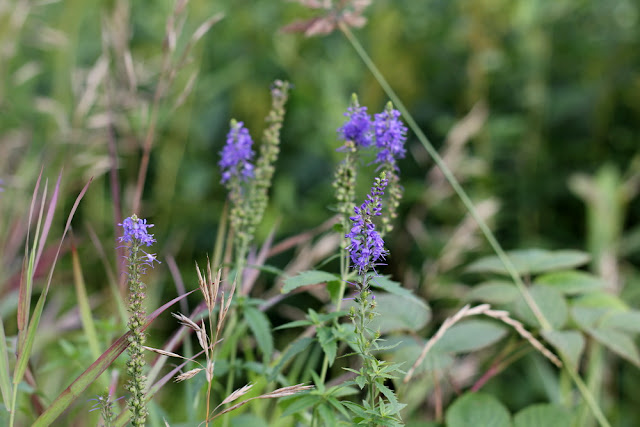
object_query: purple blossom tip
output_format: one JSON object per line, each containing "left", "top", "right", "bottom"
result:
{"left": 119, "top": 215, "right": 156, "bottom": 247}
{"left": 338, "top": 105, "right": 373, "bottom": 149}
{"left": 373, "top": 105, "right": 407, "bottom": 166}
{"left": 345, "top": 177, "right": 389, "bottom": 274}
{"left": 219, "top": 120, "right": 255, "bottom": 183}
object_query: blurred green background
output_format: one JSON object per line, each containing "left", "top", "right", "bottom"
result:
{"left": 2, "top": 0, "right": 640, "bottom": 424}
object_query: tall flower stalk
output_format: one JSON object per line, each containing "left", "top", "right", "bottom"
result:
{"left": 220, "top": 80, "right": 291, "bottom": 272}
{"left": 119, "top": 214, "right": 157, "bottom": 427}
{"left": 343, "top": 174, "right": 405, "bottom": 426}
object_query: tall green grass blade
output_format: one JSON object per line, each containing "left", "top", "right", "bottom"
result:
{"left": 32, "top": 290, "right": 194, "bottom": 426}
{"left": 0, "top": 316, "right": 11, "bottom": 409}
{"left": 71, "top": 242, "right": 101, "bottom": 360}
{"left": 337, "top": 24, "right": 611, "bottom": 427}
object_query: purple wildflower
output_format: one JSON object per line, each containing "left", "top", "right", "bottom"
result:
{"left": 346, "top": 176, "right": 389, "bottom": 274}
{"left": 219, "top": 120, "right": 255, "bottom": 183}
{"left": 119, "top": 216, "right": 156, "bottom": 247}
{"left": 373, "top": 106, "right": 407, "bottom": 167}
{"left": 338, "top": 105, "right": 373, "bottom": 148}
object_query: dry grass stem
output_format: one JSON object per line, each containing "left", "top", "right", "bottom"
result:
{"left": 404, "top": 304, "right": 562, "bottom": 383}
{"left": 209, "top": 383, "right": 314, "bottom": 421}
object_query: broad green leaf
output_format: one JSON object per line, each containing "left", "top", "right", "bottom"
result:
{"left": 541, "top": 330, "right": 585, "bottom": 369}
{"left": 282, "top": 270, "right": 340, "bottom": 294}
{"left": 572, "top": 292, "right": 628, "bottom": 310}
{"left": 514, "top": 285, "right": 568, "bottom": 329}
{"left": 466, "top": 249, "right": 589, "bottom": 276}
{"left": 466, "top": 281, "right": 519, "bottom": 304}
{"left": 535, "top": 271, "right": 605, "bottom": 295}
{"left": 513, "top": 403, "right": 572, "bottom": 427}
{"left": 600, "top": 311, "right": 640, "bottom": 334}
{"left": 244, "top": 306, "right": 273, "bottom": 361}
{"left": 571, "top": 306, "right": 610, "bottom": 330}
{"left": 587, "top": 327, "right": 640, "bottom": 366}
{"left": 365, "top": 293, "right": 431, "bottom": 333}
{"left": 446, "top": 392, "right": 511, "bottom": 427}
{"left": 434, "top": 319, "right": 508, "bottom": 353}
{"left": 370, "top": 276, "right": 414, "bottom": 297}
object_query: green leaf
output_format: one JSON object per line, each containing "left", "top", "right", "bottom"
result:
{"left": 586, "top": 327, "right": 640, "bottom": 366}
{"left": 231, "top": 414, "right": 269, "bottom": 427}
{"left": 535, "top": 271, "right": 605, "bottom": 295}
{"left": 513, "top": 403, "right": 572, "bottom": 427}
{"left": 282, "top": 270, "right": 340, "bottom": 293}
{"left": 600, "top": 310, "right": 640, "bottom": 334}
{"left": 384, "top": 336, "right": 453, "bottom": 374}
{"left": 466, "top": 281, "right": 519, "bottom": 304}
{"left": 279, "top": 394, "right": 320, "bottom": 418}
{"left": 244, "top": 306, "right": 273, "bottom": 361}
{"left": 541, "top": 330, "right": 585, "bottom": 369}
{"left": 434, "top": 320, "right": 508, "bottom": 354}
{"left": 370, "top": 276, "right": 414, "bottom": 297}
{"left": 316, "top": 401, "right": 338, "bottom": 425}
{"left": 466, "top": 249, "right": 590, "bottom": 276}
{"left": 271, "top": 337, "right": 313, "bottom": 380}
{"left": 514, "top": 285, "right": 568, "bottom": 329}
{"left": 366, "top": 293, "right": 431, "bottom": 333}
{"left": 446, "top": 392, "right": 512, "bottom": 427}
{"left": 317, "top": 326, "right": 337, "bottom": 366}
{"left": 572, "top": 292, "right": 628, "bottom": 310}
{"left": 571, "top": 306, "right": 610, "bottom": 330}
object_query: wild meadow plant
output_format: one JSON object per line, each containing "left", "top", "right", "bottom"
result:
{"left": 118, "top": 215, "right": 158, "bottom": 426}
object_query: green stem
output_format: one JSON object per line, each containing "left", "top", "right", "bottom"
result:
{"left": 338, "top": 23, "right": 611, "bottom": 427}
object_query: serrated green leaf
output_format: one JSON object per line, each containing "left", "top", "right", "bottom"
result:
{"left": 282, "top": 270, "right": 340, "bottom": 294}
{"left": 446, "top": 392, "right": 512, "bottom": 427}
{"left": 587, "top": 327, "right": 640, "bottom": 366}
{"left": 434, "top": 319, "right": 508, "bottom": 353}
{"left": 363, "top": 293, "right": 430, "bottom": 333}
{"left": 513, "top": 403, "right": 572, "bottom": 427}
{"left": 514, "top": 285, "right": 568, "bottom": 329}
{"left": 571, "top": 306, "right": 610, "bottom": 330}
{"left": 541, "top": 330, "right": 585, "bottom": 369}
{"left": 535, "top": 270, "right": 605, "bottom": 295}
{"left": 244, "top": 306, "right": 273, "bottom": 361}
{"left": 466, "top": 249, "right": 589, "bottom": 276}
{"left": 466, "top": 281, "right": 519, "bottom": 304}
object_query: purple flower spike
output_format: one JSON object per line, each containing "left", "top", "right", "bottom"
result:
{"left": 119, "top": 216, "right": 156, "bottom": 247}
{"left": 346, "top": 176, "right": 389, "bottom": 274}
{"left": 219, "top": 120, "right": 255, "bottom": 183}
{"left": 373, "top": 106, "right": 407, "bottom": 167}
{"left": 338, "top": 105, "right": 373, "bottom": 148}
